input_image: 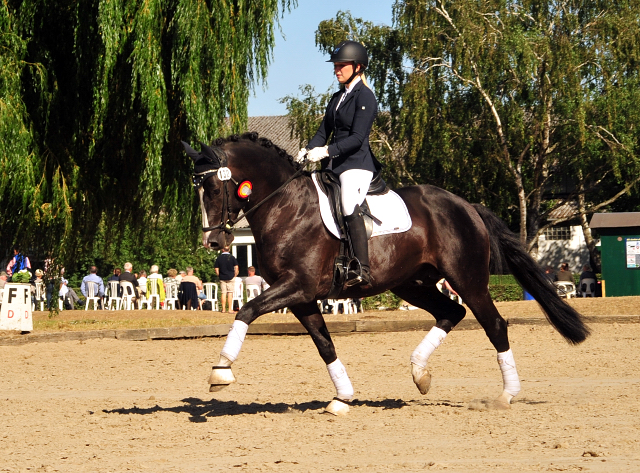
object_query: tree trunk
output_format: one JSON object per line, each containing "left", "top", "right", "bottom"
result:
{"left": 577, "top": 181, "right": 601, "bottom": 272}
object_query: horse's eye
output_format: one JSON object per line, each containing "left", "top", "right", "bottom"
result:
{"left": 205, "top": 185, "right": 221, "bottom": 198}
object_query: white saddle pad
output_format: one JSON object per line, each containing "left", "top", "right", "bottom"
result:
{"left": 312, "top": 172, "right": 412, "bottom": 240}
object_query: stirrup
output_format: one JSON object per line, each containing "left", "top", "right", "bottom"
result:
{"left": 345, "top": 261, "right": 370, "bottom": 287}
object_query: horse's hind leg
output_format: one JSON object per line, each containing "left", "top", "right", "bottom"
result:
{"left": 391, "top": 285, "right": 467, "bottom": 395}
{"left": 461, "top": 291, "right": 521, "bottom": 409}
{"left": 291, "top": 302, "right": 354, "bottom": 416}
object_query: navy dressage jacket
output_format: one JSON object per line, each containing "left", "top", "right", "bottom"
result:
{"left": 306, "top": 80, "right": 382, "bottom": 176}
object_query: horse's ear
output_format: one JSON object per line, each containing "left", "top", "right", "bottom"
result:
{"left": 199, "top": 141, "right": 220, "bottom": 165}
{"left": 182, "top": 141, "right": 201, "bottom": 162}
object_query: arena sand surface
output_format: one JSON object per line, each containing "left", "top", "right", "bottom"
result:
{"left": 1, "top": 299, "right": 639, "bottom": 472}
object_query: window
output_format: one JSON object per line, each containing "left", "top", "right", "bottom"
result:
{"left": 544, "top": 226, "right": 571, "bottom": 240}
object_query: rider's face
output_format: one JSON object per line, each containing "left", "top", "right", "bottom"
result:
{"left": 334, "top": 62, "right": 358, "bottom": 84}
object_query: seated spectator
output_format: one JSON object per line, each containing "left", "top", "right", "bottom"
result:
{"left": 244, "top": 266, "right": 267, "bottom": 291}
{"left": 59, "top": 268, "right": 80, "bottom": 310}
{"left": 176, "top": 270, "right": 186, "bottom": 283}
{"left": 556, "top": 263, "right": 574, "bottom": 282}
{"left": 544, "top": 266, "right": 558, "bottom": 283}
{"left": 137, "top": 270, "right": 148, "bottom": 297}
{"left": 179, "top": 266, "right": 202, "bottom": 310}
{"left": 146, "top": 265, "right": 165, "bottom": 306}
{"left": 164, "top": 268, "right": 178, "bottom": 290}
{"left": 119, "top": 262, "right": 140, "bottom": 300}
{"left": 579, "top": 264, "right": 598, "bottom": 296}
{"left": 0, "top": 271, "right": 8, "bottom": 289}
{"left": 107, "top": 268, "right": 122, "bottom": 297}
{"left": 6, "top": 247, "right": 31, "bottom": 277}
{"left": 81, "top": 266, "right": 105, "bottom": 308}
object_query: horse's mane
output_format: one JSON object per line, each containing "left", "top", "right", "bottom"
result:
{"left": 213, "top": 132, "right": 301, "bottom": 170}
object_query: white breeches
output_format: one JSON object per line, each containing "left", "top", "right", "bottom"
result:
{"left": 339, "top": 169, "right": 373, "bottom": 216}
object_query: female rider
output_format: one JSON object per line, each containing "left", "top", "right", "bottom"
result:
{"left": 296, "top": 40, "right": 381, "bottom": 287}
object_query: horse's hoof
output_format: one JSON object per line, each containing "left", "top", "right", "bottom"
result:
{"left": 411, "top": 363, "right": 432, "bottom": 395}
{"left": 208, "top": 365, "right": 236, "bottom": 392}
{"left": 468, "top": 391, "right": 514, "bottom": 411}
{"left": 323, "top": 398, "right": 350, "bottom": 416}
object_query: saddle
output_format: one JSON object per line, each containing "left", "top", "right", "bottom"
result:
{"left": 316, "top": 170, "right": 388, "bottom": 298}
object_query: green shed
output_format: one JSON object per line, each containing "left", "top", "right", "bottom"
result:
{"left": 590, "top": 212, "right": 640, "bottom": 297}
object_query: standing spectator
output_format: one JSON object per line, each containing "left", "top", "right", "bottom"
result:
{"left": 137, "top": 270, "right": 148, "bottom": 297}
{"left": 81, "top": 266, "right": 105, "bottom": 308}
{"left": 214, "top": 246, "right": 239, "bottom": 313}
{"left": 146, "top": 265, "right": 165, "bottom": 306}
{"left": 6, "top": 247, "right": 31, "bottom": 277}
{"left": 556, "top": 263, "right": 574, "bottom": 282}
{"left": 119, "top": 262, "right": 140, "bottom": 300}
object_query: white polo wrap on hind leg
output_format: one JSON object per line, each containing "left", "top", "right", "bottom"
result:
{"left": 220, "top": 320, "right": 249, "bottom": 363}
{"left": 410, "top": 327, "right": 448, "bottom": 368}
{"left": 326, "top": 359, "right": 354, "bottom": 401}
{"left": 497, "top": 349, "right": 521, "bottom": 397}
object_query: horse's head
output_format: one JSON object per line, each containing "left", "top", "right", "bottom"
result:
{"left": 183, "top": 140, "right": 235, "bottom": 249}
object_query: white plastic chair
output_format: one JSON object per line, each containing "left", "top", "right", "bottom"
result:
{"left": 245, "top": 284, "right": 261, "bottom": 302}
{"left": 201, "top": 282, "right": 219, "bottom": 311}
{"left": 84, "top": 281, "right": 102, "bottom": 310}
{"left": 580, "top": 278, "right": 596, "bottom": 297}
{"left": 329, "top": 299, "right": 356, "bottom": 315}
{"left": 231, "top": 277, "right": 244, "bottom": 311}
{"left": 106, "top": 280, "right": 122, "bottom": 310}
{"left": 164, "top": 281, "right": 179, "bottom": 310}
{"left": 119, "top": 281, "right": 137, "bottom": 310}
{"left": 140, "top": 278, "right": 161, "bottom": 310}
{"left": 34, "top": 281, "right": 46, "bottom": 311}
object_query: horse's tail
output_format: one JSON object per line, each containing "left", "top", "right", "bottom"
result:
{"left": 472, "top": 203, "right": 590, "bottom": 345}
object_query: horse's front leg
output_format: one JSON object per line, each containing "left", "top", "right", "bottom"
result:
{"left": 291, "top": 302, "right": 353, "bottom": 416}
{"left": 208, "top": 278, "right": 312, "bottom": 392}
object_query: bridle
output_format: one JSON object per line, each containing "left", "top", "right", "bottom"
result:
{"left": 190, "top": 143, "right": 304, "bottom": 234}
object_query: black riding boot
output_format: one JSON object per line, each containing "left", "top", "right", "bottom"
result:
{"left": 344, "top": 209, "right": 370, "bottom": 287}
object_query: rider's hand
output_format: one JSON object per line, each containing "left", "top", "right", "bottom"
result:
{"left": 307, "top": 146, "right": 329, "bottom": 162}
{"left": 294, "top": 148, "right": 308, "bottom": 163}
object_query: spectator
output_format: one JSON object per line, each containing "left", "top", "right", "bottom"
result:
{"left": 180, "top": 266, "right": 202, "bottom": 310}
{"left": 214, "top": 246, "right": 239, "bottom": 313}
{"left": 119, "top": 262, "right": 140, "bottom": 300}
{"left": 6, "top": 247, "right": 31, "bottom": 277}
{"left": 176, "top": 270, "right": 186, "bottom": 283}
{"left": 579, "top": 264, "right": 598, "bottom": 297}
{"left": 146, "top": 265, "right": 165, "bottom": 306}
{"left": 59, "top": 268, "right": 80, "bottom": 310}
{"left": 556, "top": 263, "right": 574, "bottom": 282}
{"left": 244, "top": 266, "right": 267, "bottom": 292}
{"left": 0, "top": 271, "right": 8, "bottom": 289}
{"left": 81, "top": 266, "right": 105, "bottom": 308}
{"left": 164, "top": 268, "right": 178, "bottom": 290}
{"left": 544, "top": 266, "right": 558, "bottom": 283}
{"left": 137, "top": 270, "right": 148, "bottom": 297}
{"left": 31, "top": 269, "right": 45, "bottom": 308}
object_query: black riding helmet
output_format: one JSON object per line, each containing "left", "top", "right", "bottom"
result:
{"left": 327, "top": 40, "right": 369, "bottom": 85}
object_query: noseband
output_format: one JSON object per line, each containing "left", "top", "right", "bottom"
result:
{"left": 191, "top": 143, "right": 303, "bottom": 234}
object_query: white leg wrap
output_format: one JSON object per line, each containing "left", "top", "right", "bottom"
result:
{"left": 326, "top": 358, "right": 354, "bottom": 401}
{"left": 410, "top": 327, "right": 447, "bottom": 368}
{"left": 220, "top": 320, "right": 249, "bottom": 363}
{"left": 497, "top": 349, "right": 521, "bottom": 398}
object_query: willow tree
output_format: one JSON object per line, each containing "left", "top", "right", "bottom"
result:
{"left": 0, "top": 0, "right": 293, "bottom": 270}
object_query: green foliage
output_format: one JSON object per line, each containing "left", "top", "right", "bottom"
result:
{"left": 1, "top": 0, "right": 295, "bottom": 272}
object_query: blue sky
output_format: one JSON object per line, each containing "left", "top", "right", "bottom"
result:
{"left": 247, "top": 1, "right": 395, "bottom": 117}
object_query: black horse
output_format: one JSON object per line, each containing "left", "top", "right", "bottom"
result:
{"left": 183, "top": 133, "right": 589, "bottom": 415}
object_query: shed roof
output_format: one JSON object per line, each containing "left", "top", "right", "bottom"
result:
{"left": 590, "top": 212, "right": 640, "bottom": 229}
{"left": 245, "top": 116, "right": 300, "bottom": 156}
